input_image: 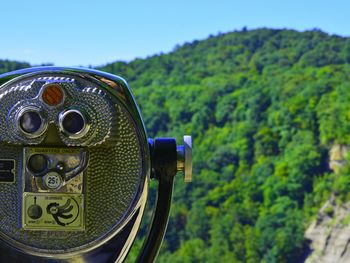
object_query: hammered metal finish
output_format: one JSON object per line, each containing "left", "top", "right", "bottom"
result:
{"left": 0, "top": 74, "right": 114, "bottom": 146}
{"left": 0, "top": 71, "right": 146, "bottom": 255}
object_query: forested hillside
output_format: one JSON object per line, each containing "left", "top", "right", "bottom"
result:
{"left": 99, "top": 29, "right": 350, "bottom": 263}
{"left": 3, "top": 28, "right": 350, "bottom": 262}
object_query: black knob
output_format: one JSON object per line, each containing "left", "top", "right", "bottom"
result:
{"left": 27, "top": 204, "right": 43, "bottom": 220}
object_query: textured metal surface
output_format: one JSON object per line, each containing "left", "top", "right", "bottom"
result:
{"left": 0, "top": 74, "right": 114, "bottom": 146}
{"left": 0, "top": 69, "right": 148, "bottom": 259}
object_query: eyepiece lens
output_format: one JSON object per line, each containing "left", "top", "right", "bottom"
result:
{"left": 62, "top": 111, "right": 85, "bottom": 134}
{"left": 28, "top": 154, "right": 48, "bottom": 175}
{"left": 20, "top": 111, "right": 43, "bottom": 134}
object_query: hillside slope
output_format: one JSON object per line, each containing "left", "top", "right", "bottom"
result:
{"left": 3, "top": 28, "right": 350, "bottom": 262}
{"left": 98, "top": 28, "right": 350, "bottom": 262}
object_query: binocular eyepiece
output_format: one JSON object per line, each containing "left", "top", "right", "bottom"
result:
{"left": 0, "top": 67, "right": 192, "bottom": 263}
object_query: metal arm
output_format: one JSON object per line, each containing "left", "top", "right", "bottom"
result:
{"left": 136, "top": 136, "right": 192, "bottom": 263}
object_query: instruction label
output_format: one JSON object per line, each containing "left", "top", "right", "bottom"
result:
{"left": 22, "top": 192, "right": 84, "bottom": 231}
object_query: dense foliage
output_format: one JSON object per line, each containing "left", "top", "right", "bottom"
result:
{"left": 3, "top": 28, "right": 350, "bottom": 262}
{"left": 99, "top": 29, "right": 350, "bottom": 262}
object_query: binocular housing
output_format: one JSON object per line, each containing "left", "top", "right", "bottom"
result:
{"left": 0, "top": 67, "right": 192, "bottom": 263}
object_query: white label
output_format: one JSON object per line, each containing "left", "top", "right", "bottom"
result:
{"left": 45, "top": 172, "right": 62, "bottom": 189}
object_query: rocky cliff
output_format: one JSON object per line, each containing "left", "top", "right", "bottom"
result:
{"left": 305, "top": 144, "right": 350, "bottom": 263}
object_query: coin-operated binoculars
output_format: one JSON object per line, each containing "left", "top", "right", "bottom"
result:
{"left": 0, "top": 67, "right": 192, "bottom": 263}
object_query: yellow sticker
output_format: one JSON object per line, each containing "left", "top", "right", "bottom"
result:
{"left": 27, "top": 147, "right": 82, "bottom": 155}
{"left": 22, "top": 192, "right": 84, "bottom": 231}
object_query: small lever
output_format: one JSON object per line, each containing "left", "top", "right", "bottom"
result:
{"left": 176, "top": 135, "right": 193, "bottom": 182}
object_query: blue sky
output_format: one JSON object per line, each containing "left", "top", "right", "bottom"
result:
{"left": 0, "top": 0, "right": 349, "bottom": 67}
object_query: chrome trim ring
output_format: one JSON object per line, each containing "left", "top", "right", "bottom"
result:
{"left": 58, "top": 109, "right": 90, "bottom": 139}
{"left": 16, "top": 106, "right": 48, "bottom": 138}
